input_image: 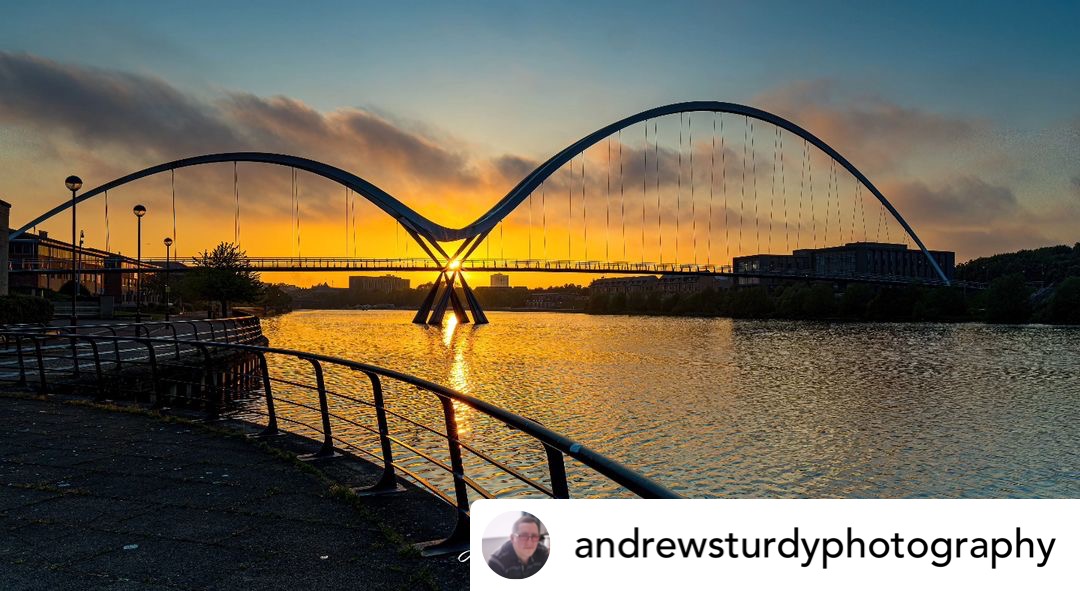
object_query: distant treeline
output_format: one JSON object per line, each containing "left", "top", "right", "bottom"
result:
{"left": 290, "top": 284, "right": 589, "bottom": 310}
{"left": 586, "top": 243, "right": 1080, "bottom": 324}
{"left": 587, "top": 276, "right": 1080, "bottom": 325}
{"left": 957, "top": 243, "right": 1080, "bottom": 284}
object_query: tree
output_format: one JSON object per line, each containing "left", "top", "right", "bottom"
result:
{"left": 984, "top": 273, "right": 1031, "bottom": 324}
{"left": 261, "top": 283, "right": 294, "bottom": 314}
{"left": 1047, "top": 277, "right": 1080, "bottom": 324}
{"left": 185, "top": 242, "right": 263, "bottom": 317}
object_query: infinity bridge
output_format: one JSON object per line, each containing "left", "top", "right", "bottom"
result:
{"left": 11, "top": 101, "right": 954, "bottom": 323}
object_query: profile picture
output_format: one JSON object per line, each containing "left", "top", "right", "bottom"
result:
{"left": 482, "top": 511, "right": 550, "bottom": 579}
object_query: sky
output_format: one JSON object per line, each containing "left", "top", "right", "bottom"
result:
{"left": 2, "top": 1, "right": 1078, "bottom": 288}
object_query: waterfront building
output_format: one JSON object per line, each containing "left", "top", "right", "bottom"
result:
{"left": 733, "top": 242, "right": 955, "bottom": 285}
{"left": 7, "top": 229, "right": 142, "bottom": 301}
{"left": 590, "top": 275, "right": 731, "bottom": 295}
{"left": 524, "top": 292, "right": 589, "bottom": 310}
{"left": 348, "top": 274, "right": 410, "bottom": 293}
{"left": 490, "top": 273, "right": 510, "bottom": 288}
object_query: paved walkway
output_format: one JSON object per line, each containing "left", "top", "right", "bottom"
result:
{"left": 0, "top": 394, "right": 468, "bottom": 590}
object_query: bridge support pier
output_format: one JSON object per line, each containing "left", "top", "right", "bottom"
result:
{"left": 413, "top": 270, "right": 488, "bottom": 325}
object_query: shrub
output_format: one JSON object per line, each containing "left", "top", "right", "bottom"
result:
{"left": 0, "top": 295, "right": 54, "bottom": 325}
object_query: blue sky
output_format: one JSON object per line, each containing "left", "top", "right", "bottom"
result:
{"left": 6, "top": 1, "right": 1078, "bottom": 151}
{"left": 1, "top": 1, "right": 1078, "bottom": 284}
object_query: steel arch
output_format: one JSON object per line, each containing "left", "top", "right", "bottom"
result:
{"left": 10, "top": 102, "right": 949, "bottom": 284}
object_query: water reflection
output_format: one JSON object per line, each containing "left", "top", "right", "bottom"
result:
{"left": 259, "top": 311, "right": 1080, "bottom": 498}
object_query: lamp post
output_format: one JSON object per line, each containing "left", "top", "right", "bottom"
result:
{"left": 65, "top": 175, "right": 82, "bottom": 326}
{"left": 163, "top": 237, "right": 173, "bottom": 321}
{"left": 133, "top": 204, "right": 146, "bottom": 322}
{"left": 77, "top": 230, "right": 84, "bottom": 302}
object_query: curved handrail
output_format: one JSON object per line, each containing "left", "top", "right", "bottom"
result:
{"left": 0, "top": 323, "right": 679, "bottom": 553}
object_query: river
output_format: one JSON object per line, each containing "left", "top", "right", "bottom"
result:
{"left": 255, "top": 310, "right": 1078, "bottom": 498}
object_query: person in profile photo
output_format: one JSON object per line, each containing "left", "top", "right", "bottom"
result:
{"left": 487, "top": 513, "right": 549, "bottom": 579}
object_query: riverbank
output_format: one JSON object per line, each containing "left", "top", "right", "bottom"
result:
{"left": 0, "top": 392, "right": 467, "bottom": 590}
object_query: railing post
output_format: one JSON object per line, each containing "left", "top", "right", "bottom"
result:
{"left": 353, "top": 371, "right": 403, "bottom": 496}
{"left": 142, "top": 340, "right": 161, "bottom": 408}
{"left": 418, "top": 396, "right": 471, "bottom": 557}
{"left": 15, "top": 335, "right": 27, "bottom": 387}
{"left": 32, "top": 337, "right": 47, "bottom": 395}
{"left": 196, "top": 343, "right": 220, "bottom": 419}
{"left": 255, "top": 351, "right": 278, "bottom": 437}
{"left": 544, "top": 444, "right": 571, "bottom": 499}
{"left": 299, "top": 358, "right": 337, "bottom": 459}
{"left": 68, "top": 334, "right": 81, "bottom": 378}
{"left": 168, "top": 323, "right": 181, "bottom": 359}
{"left": 88, "top": 339, "right": 105, "bottom": 402}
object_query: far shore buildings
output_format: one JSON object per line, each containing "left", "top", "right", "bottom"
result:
{"left": 489, "top": 273, "right": 509, "bottom": 288}
{"left": 732, "top": 242, "right": 955, "bottom": 285}
{"left": 589, "top": 242, "right": 956, "bottom": 294}
{"left": 348, "top": 274, "right": 410, "bottom": 293}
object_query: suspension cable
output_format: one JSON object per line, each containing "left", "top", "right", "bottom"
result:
{"left": 606, "top": 136, "right": 611, "bottom": 262}
{"left": 781, "top": 129, "right": 788, "bottom": 252}
{"left": 582, "top": 148, "right": 587, "bottom": 261}
{"left": 709, "top": 112, "right": 715, "bottom": 265}
{"left": 234, "top": 161, "right": 240, "bottom": 245}
{"left": 542, "top": 180, "right": 547, "bottom": 261}
{"left": 620, "top": 128, "right": 626, "bottom": 262}
{"left": 751, "top": 118, "right": 759, "bottom": 255}
{"left": 677, "top": 113, "right": 682, "bottom": 265}
{"left": 641, "top": 122, "right": 647, "bottom": 264}
{"left": 770, "top": 126, "right": 777, "bottom": 254}
{"left": 740, "top": 115, "right": 747, "bottom": 257}
{"left": 690, "top": 113, "right": 696, "bottom": 264}
{"left": 655, "top": 119, "right": 661, "bottom": 264}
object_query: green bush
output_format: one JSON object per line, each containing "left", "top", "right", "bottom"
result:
{"left": 985, "top": 273, "right": 1031, "bottom": 324}
{"left": 1046, "top": 277, "right": 1080, "bottom": 324}
{"left": 0, "top": 295, "right": 54, "bottom": 325}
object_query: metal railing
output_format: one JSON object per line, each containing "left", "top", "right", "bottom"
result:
{"left": 0, "top": 317, "right": 679, "bottom": 556}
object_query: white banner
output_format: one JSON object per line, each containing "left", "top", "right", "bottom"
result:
{"left": 469, "top": 499, "right": 1077, "bottom": 590}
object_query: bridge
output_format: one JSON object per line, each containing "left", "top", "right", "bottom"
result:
{"left": 8, "top": 101, "right": 956, "bottom": 324}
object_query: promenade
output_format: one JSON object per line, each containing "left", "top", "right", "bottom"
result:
{"left": 0, "top": 393, "right": 468, "bottom": 590}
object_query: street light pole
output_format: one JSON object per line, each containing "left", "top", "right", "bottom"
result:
{"left": 163, "top": 237, "right": 173, "bottom": 321}
{"left": 65, "top": 175, "right": 83, "bottom": 326}
{"left": 133, "top": 204, "right": 146, "bottom": 323}
{"left": 77, "top": 230, "right": 84, "bottom": 303}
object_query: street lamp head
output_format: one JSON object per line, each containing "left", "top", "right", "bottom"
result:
{"left": 65, "top": 175, "right": 83, "bottom": 192}
{"left": 133, "top": 204, "right": 146, "bottom": 218}
{"left": 163, "top": 237, "right": 173, "bottom": 247}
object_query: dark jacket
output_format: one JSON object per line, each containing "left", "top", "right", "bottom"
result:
{"left": 487, "top": 540, "right": 549, "bottom": 579}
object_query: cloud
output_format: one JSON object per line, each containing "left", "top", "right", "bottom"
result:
{"left": 0, "top": 52, "right": 240, "bottom": 158}
{"left": 753, "top": 80, "right": 982, "bottom": 175}
{"left": 879, "top": 176, "right": 1080, "bottom": 261}
{"left": 886, "top": 177, "right": 1020, "bottom": 226}
{"left": 0, "top": 51, "right": 518, "bottom": 226}
{"left": 1071, "top": 175, "right": 1080, "bottom": 199}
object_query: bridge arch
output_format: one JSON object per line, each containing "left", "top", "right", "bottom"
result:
{"left": 9, "top": 152, "right": 449, "bottom": 243}
{"left": 11, "top": 101, "right": 948, "bottom": 285}
{"left": 465, "top": 101, "right": 949, "bottom": 285}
